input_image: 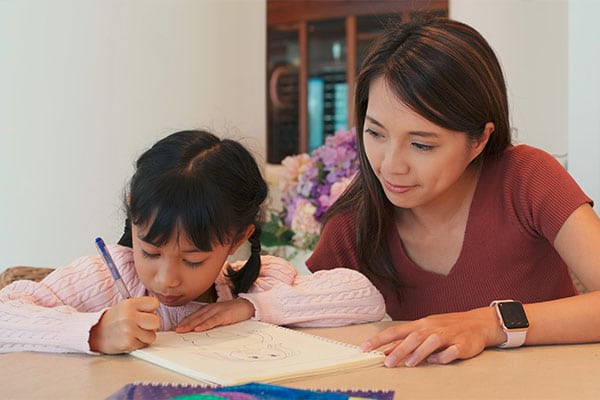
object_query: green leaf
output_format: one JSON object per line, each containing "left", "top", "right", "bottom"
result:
{"left": 260, "top": 213, "right": 295, "bottom": 247}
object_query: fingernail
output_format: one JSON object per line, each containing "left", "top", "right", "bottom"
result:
{"left": 384, "top": 354, "right": 398, "bottom": 368}
{"left": 359, "top": 342, "right": 372, "bottom": 351}
{"left": 405, "top": 355, "right": 417, "bottom": 367}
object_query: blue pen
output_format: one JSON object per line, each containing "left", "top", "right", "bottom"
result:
{"left": 95, "top": 237, "right": 132, "bottom": 299}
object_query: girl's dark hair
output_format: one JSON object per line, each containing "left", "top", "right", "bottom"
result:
{"left": 119, "top": 130, "right": 267, "bottom": 296}
{"left": 325, "top": 18, "right": 512, "bottom": 299}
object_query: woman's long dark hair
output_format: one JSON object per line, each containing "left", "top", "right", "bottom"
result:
{"left": 324, "top": 18, "right": 512, "bottom": 299}
{"left": 119, "top": 130, "right": 267, "bottom": 295}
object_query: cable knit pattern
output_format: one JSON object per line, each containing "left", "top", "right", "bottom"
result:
{"left": 0, "top": 246, "right": 384, "bottom": 354}
{"left": 308, "top": 145, "right": 592, "bottom": 320}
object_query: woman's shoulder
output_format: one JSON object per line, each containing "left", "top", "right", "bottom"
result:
{"left": 503, "top": 144, "right": 562, "bottom": 170}
{"left": 484, "top": 144, "right": 567, "bottom": 185}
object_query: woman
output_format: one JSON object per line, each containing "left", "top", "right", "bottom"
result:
{"left": 307, "top": 18, "right": 600, "bottom": 367}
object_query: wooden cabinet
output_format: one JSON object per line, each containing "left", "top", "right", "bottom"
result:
{"left": 266, "top": 0, "right": 448, "bottom": 163}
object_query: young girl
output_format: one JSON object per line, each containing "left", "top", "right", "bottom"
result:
{"left": 307, "top": 18, "right": 600, "bottom": 367}
{"left": 0, "top": 130, "right": 385, "bottom": 354}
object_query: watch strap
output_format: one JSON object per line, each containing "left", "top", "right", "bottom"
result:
{"left": 497, "top": 330, "right": 527, "bottom": 348}
{"left": 490, "top": 300, "right": 528, "bottom": 348}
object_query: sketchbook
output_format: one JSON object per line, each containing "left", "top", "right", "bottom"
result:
{"left": 130, "top": 320, "right": 385, "bottom": 386}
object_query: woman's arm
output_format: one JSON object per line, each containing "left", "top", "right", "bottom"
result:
{"left": 524, "top": 203, "right": 600, "bottom": 345}
{"left": 362, "top": 203, "right": 600, "bottom": 367}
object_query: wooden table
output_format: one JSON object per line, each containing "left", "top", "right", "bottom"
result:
{"left": 1, "top": 321, "right": 598, "bottom": 399}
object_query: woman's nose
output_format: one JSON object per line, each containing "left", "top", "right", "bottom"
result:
{"left": 382, "top": 145, "right": 410, "bottom": 175}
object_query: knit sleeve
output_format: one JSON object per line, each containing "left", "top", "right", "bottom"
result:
{"left": 507, "top": 145, "right": 593, "bottom": 242}
{"left": 238, "top": 256, "right": 385, "bottom": 327}
{"left": 0, "top": 247, "right": 136, "bottom": 354}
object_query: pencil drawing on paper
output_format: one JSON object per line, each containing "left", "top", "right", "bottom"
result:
{"left": 179, "top": 325, "right": 298, "bottom": 361}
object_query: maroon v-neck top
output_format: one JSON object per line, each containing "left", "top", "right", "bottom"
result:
{"left": 307, "top": 145, "right": 592, "bottom": 320}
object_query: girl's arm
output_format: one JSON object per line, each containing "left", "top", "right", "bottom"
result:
{"left": 176, "top": 255, "right": 386, "bottom": 333}
{"left": 238, "top": 256, "right": 386, "bottom": 327}
{"left": 0, "top": 248, "right": 139, "bottom": 354}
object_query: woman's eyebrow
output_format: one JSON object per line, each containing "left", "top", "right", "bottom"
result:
{"left": 365, "top": 115, "right": 385, "bottom": 128}
{"left": 366, "top": 115, "right": 440, "bottom": 138}
{"left": 409, "top": 130, "right": 440, "bottom": 138}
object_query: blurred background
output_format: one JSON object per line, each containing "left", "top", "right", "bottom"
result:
{"left": 1, "top": 0, "right": 598, "bottom": 271}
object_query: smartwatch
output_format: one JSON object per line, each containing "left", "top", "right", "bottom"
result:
{"left": 490, "top": 300, "right": 529, "bottom": 348}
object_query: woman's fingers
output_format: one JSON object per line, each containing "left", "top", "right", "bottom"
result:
{"left": 360, "top": 325, "right": 410, "bottom": 351}
{"left": 427, "top": 344, "right": 460, "bottom": 365}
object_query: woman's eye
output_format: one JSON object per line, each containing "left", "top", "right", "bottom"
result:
{"left": 141, "top": 249, "right": 160, "bottom": 259}
{"left": 413, "top": 142, "right": 434, "bottom": 151}
{"left": 364, "top": 128, "right": 382, "bottom": 138}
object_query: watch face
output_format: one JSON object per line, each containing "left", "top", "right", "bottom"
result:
{"left": 498, "top": 301, "right": 529, "bottom": 329}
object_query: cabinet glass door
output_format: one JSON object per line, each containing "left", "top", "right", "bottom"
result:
{"left": 267, "top": 25, "right": 300, "bottom": 163}
{"left": 307, "top": 18, "right": 347, "bottom": 152}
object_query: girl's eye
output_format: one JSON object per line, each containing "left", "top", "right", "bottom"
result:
{"left": 184, "top": 260, "right": 203, "bottom": 268}
{"left": 412, "top": 142, "right": 434, "bottom": 151}
{"left": 141, "top": 249, "right": 160, "bottom": 259}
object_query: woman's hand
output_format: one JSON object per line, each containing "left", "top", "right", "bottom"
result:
{"left": 88, "top": 296, "right": 160, "bottom": 354}
{"left": 175, "top": 298, "right": 255, "bottom": 333}
{"left": 360, "top": 307, "right": 504, "bottom": 367}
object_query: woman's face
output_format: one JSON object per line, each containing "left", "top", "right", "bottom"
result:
{"left": 363, "top": 77, "right": 489, "bottom": 211}
{"left": 131, "top": 223, "right": 245, "bottom": 307}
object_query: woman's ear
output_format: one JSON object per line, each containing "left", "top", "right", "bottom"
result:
{"left": 471, "top": 122, "right": 495, "bottom": 157}
{"left": 229, "top": 225, "right": 256, "bottom": 255}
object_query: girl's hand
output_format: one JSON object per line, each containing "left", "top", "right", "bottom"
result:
{"left": 175, "top": 298, "right": 255, "bottom": 333}
{"left": 360, "top": 307, "right": 504, "bottom": 367}
{"left": 88, "top": 296, "right": 160, "bottom": 354}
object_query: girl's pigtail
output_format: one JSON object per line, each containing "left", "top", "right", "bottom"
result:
{"left": 226, "top": 224, "right": 262, "bottom": 296}
{"left": 117, "top": 218, "right": 133, "bottom": 248}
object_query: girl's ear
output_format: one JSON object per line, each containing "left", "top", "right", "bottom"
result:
{"left": 229, "top": 224, "right": 256, "bottom": 255}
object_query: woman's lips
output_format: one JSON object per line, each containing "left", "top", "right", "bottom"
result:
{"left": 384, "top": 180, "right": 415, "bottom": 194}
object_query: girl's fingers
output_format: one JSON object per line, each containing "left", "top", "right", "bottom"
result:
{"left": 135, "top": 328, "right": 157, "bottom": 347}
{"left": 137, "top": 311, "right": 161, "bottom": 331}
{"left": 176, "top": 308, "right": 215, "bottom": 333}
{"left": 130, "top": 296, "right": 160, "bottom": 312}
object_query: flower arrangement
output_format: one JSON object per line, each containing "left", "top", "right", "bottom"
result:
{"left": 261, "top": 128, "right": 360, "bottom": 251}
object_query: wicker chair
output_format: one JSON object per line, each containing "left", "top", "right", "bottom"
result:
{"left": 0, "top": 266, "right": 54, "bottom": 290}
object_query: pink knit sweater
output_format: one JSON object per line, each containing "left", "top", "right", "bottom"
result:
{"left": 0, "top": 247, "right": 385, "bottom": 354}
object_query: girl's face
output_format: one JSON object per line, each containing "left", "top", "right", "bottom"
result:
{"left": 131, "top": 223, "right": 249, "bottom": 307}
{"left": 363, "top": 77, "right": 491, "bottom": 211}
